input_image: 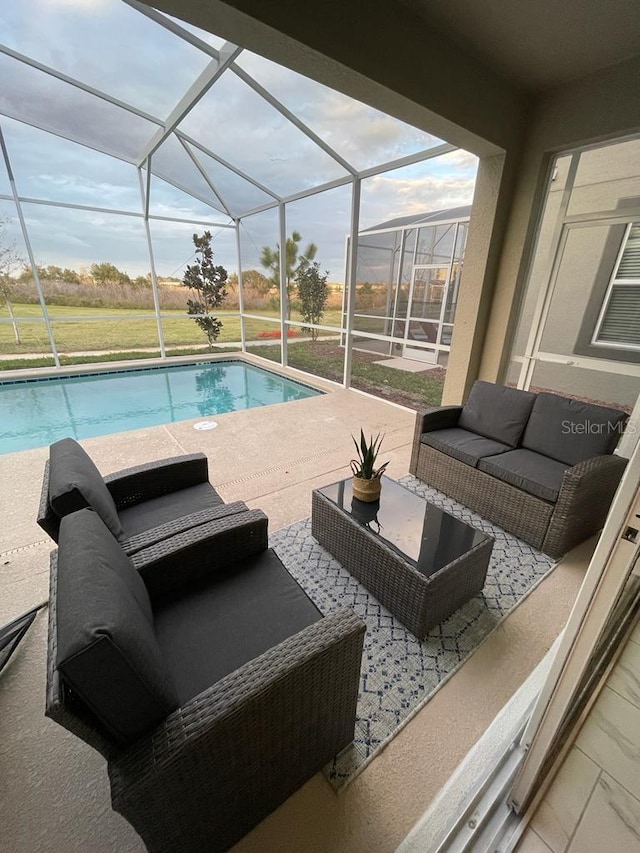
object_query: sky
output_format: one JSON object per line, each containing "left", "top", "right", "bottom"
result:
{"left": 0, "top": 0, "right": 478, "bottom": 282}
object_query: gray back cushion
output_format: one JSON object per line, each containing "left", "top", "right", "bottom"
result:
{"left": 56, "top": 509, "right": 179, "bottom": 743}
{"left": 523, "top": 393, "right": 628, "bottom": 466}
{"left": 458, "top": 381, "right": 537, "bottom": 447}
{"left": 49, "top": 438, "right": 123, "bottom": 540}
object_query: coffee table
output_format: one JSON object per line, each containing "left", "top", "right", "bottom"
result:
{"left": 311, "top": 477, "right": 493, "bottom": 638}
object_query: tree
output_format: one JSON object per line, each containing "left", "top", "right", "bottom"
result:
{"left": 226, "top": 269, "right": 271, "bottom": 295}
{"left": 182, "top": 231, "right": 228, "bottom": 350}
{"left": 133, "top": 274, "right": 152, "bottom": 288}
{"left": 90, "top": 262, "right": 132, "bottom": 286}
{"left": 260, "top": 230, "right": 317, "bottom": 318}
{"left": 38, "top": 265, "right": 81, "bottom": 284}
{"left": 295, "top": 261, "right": 329, "bottom": 341}
{"left": 0, "top": 216, "right": 24, "bottom": 344}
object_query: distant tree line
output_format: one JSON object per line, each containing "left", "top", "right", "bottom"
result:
{"left": 16, "top": 263, "right": 169, "bottom": 288}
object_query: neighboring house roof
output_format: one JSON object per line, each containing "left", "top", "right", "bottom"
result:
{"left": 361, "top": 204, "right": 472, "bottom": 233}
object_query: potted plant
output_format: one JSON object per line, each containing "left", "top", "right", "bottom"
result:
{"left": 350, "top": 430, "right": 389, "bottom": 502}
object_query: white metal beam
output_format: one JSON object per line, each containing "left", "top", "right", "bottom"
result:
{"left": 240, "top": 175, "right": 355, "bottom": 218}
{"left": 136, "top": 45, "right": 242, "bottom": 167}
{"left": 177, "top": 131, "right": 281, "bottom": 201}
{"left": 357, "top": 142, "right": 457, "bottom": 179}
{"left": 145, "top": 167, "right": 230, "bottom": 215}
{"left": 278, "top": 203, "right": 288, "bottom": 367}
{"left": 178, "top": 137, "right": 233, "bottom": 217}
{"left": 230, "top": 64, "right": 357, "bottom": 177}
{"left": 235, "top": 222, "right": 247, "bottom": 351}
{"left": 237, "top": 144, "right": 459, "bottom": 220}
{"left": 143, "top": 159, "right": 152, "bottom": 220}
{"left": 149, "top": 214, "right": 234, "bottom": 228}
{"left": 137, "top": 168, "right": 166, "bottom": 358}
{"left": 0, "top": 44, "right": 254, "bottom": 215}
{"left": 0, "top": 124, "right": 60, "bottom": 367}
{"left": 0, "top": 44, "right": 162, "bottom": 126}
{"left": 343, "top": 178, "right": 361, "bottom": 388}
{"left": 122, "top": 0, "right": 220, "bottom": 60}
{"left": 128, "top": 0, "right": 355, "bottom": 179}
{"left": 0, "top": 194, "right": 233, "bottom": 228}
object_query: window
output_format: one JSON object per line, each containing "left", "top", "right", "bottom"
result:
{"left": 592, "top": 222, "right": 640, "bottom": 350}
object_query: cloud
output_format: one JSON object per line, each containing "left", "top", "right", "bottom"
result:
{"left": 38, "top": 0, "right": 111, "bottom": 9}
{"left": 0, "top": 2, "right": 479, "bottom": 282}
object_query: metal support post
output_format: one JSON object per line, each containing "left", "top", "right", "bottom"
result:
{"left": 343, "top": 177, "right": 361, "bottom": 388}
{"left": 278, "top": 203, "right": 288, "bottom": 367}
{"left": 0, "top": 125, "right": 60, "bottom": 367}
{"left": 138, "top": 165, "right": 166, "bottom": 358}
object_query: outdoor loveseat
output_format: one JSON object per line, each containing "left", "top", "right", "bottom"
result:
{"left": 410, "top": 381, "right": 628, "bottom": 558}
{"left": 37, "top": 437, "right": 249, "bottom": 554}
{"left": 46, "top": 507, "right": 365, "bottom": 853}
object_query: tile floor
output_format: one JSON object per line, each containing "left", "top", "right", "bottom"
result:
{"left": 518, "top": 621, "right": 640, "bottom": 853}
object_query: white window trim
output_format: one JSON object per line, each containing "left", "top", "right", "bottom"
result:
{"left": 591, "top": 221, "right": 640, "bottom": 351}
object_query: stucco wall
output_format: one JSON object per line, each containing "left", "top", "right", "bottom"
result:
{"left": 480, "top": 55, "right": 640, "bottom": 386}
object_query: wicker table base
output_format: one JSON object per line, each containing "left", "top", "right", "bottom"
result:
{"left": 311, "top": 477, "right": 493, "bottom": 638}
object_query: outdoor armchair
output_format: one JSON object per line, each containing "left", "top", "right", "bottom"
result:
{"left": 46, "top": 507, "right": 365, "bottom": 853}
{"left": 37, "top": 437, "right": 247, "bottom": 554}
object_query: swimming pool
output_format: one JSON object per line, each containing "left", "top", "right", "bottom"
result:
{"left": 0, "top": 360, "right": 322, "bottom": 455}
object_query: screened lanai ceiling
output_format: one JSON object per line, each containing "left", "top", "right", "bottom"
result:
{"left": 0, "top": 0, "right": 452, "bottom": 221}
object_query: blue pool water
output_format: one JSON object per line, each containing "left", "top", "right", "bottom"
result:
{"left": 0, "top": 360, "right": 321, "bottom": 455}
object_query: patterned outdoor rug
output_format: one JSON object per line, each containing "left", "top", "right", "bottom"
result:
{"left": 270, "top": 475, "right": 555, "bottom": 791}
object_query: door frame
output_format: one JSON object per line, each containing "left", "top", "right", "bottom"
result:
{"left": 402, "top": 263, "right": 451, "bottom": 363}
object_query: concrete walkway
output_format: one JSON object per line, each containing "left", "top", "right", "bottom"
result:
{"left": 0, "top": 387, "right": 587, "bottom": 853}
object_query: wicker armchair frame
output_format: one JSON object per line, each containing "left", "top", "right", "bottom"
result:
{"left": 45, "top": 515, "right": 365, "bottom": 853}
{"left": 409, "top": 408, "right": 628, "bottom": 558}
{"left": 37, "top": 452, "right": 241, "bottom": 554}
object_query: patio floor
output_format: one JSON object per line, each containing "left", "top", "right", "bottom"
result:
{"left": 0, "top": 384, "right": 588, "bottom": 853}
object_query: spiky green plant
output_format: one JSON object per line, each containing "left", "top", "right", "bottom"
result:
{"left": 350, "top": 430, "right": 389, "bottom": 480}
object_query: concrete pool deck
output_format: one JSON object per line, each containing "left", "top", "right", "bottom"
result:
{"left": 0, "top": 385, "right": 588, "bottom": 853}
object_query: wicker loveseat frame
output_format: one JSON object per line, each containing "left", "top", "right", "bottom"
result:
{"left": 46, "top": 509, "right": 365, "bottom": 853}
{"left": 409, "top": 397, "right": 628, "bottom": 559}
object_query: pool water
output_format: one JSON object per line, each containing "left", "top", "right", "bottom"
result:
{"left": 0, "top": 360, "right": 321, "bottom": 455}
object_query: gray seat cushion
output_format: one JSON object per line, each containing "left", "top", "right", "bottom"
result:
{"left": 49, "top": 438, "right": 123, "bottom": 540}
{"left": 522, "top": 393, "right": 628, "bottom": 466}
{"left": 56, "top": 509, "right": 179, "bottom": 743}
{"left": 154, "top": 548, "right": 322, "bottom": 705}
{"left": 458, "top": 381, "right": 537, "bottom": 447}
{"left": 422, "top": 427, "right": 512, "bottom": 467}
{"left": 478, "top": 449, "right": 569, "bottom": 503}
{"left": 118, "top": 481, "right": 224, "bottom": 539}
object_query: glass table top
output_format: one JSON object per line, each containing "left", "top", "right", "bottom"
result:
{"left": 317, "top": 477, "right": 491, "bottom": 578}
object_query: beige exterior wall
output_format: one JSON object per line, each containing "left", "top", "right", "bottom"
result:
{"left": 503, "top": 136, "right": 640, "bottom": 409}
{"left": 480, "top": 55, "right": 640, "bottom": 391}
{"left": 510, "top": 139, "right": 640, "bottom": 359}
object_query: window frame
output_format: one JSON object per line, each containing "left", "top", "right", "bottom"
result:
{"left": 591, "top": 221, "right": 640, "bottom": 352}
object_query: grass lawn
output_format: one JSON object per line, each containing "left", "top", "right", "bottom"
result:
{"left": 0, "top": 304, "right": 442, "bottom": 410}
{"left": 247, "top": 340, "right": 445, "bottom": 409}
{"left": 0, "top": 304, "right": 344, "bottom": 354}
